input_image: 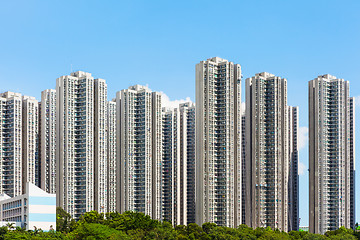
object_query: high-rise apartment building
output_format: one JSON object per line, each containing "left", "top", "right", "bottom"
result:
{"left": 161, "top": 108, "right": 177, "bottom": 224}
{"left": 0, "top": 92, "right": 23, "bottom": 197}
{"left": 40, "top": 89, "right": 56, "bottom": 194}
{"left": 241, "top": 113, "right": 246, "bottom": 225}
{"left": 161, "top": 102, "right": 195, "bottom": 225}
{"left": 184, "top": 103, "right": 196, "bottom": 225}
{"left": 0, "top": 92, "right": 40, "bottom": 197}
{"left": 162, "top": 107, "right": 180, "bottom": 224}
{"left": 309, "top": 74, "right": 355, "bottom": 233}
{"left": 245, "top": 72, "right": 297, "bottom": 231}
{"left": 195, "top": 57, "right": 242, "bottom": 227}
{"left": 288, "top": 106, "right": 299, "bottom": 231}
{"left": 349, "top": 97, "right": 355, "bottom": 230}
{"left": 107, "top": 100, "right": 117, "bottom": 213}
{"left": 116, "top": 85, "right": 162, "bottom": 220}
{"left": 56, "top": 71, "right": 108, "bottom": 219}
{"left": 94, "top": 78, "right": 108, "bottom": 213}
{"left": 22, "top": 95, "right": 40, "bottom": 191}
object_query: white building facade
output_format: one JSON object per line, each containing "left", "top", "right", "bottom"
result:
{"left": 183, "top": 103, "right": 196, "bottom": 225}
{"left": 161, "top": 102, "right": 195, "bottom": 225}
{"left": 0, "top": 92, "right": 41, "bottom": 198}
{"left": 309, "top": 74, "right": 355, "bottom": 233}
{"left": 0, "top": 182, "right": 56, "bottom": 231}
{"left": 94, "top": 79, "right": 108, "bottom": 213}
{"left": 22, "top": 96, "right": 40, "bottom": 191}
{"left": 107, "top": 100, "right": 117, "bottom": 213}
{"left": 245, "top": 72, "right": 297, "bottom": 231}
{"left": 195, "top": 57, "right": 242, "bottom": 227}
{"left": 40, "top": 89, "right": 56, "bottom": 194}
{"left": 116, "top": 85, "right": 162, "bottom": 220}
{"left": 56, "top": 71, "right": 108, "bottom": 219}
{"left": 0, "top": 92, "right": 23, "bottom": 198}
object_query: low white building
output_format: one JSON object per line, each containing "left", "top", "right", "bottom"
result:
{"left": 0, "top": 182, "right": 56, "bottom": 231}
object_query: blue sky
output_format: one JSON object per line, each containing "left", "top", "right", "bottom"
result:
{"left": 0, "top": 0, "right": 359, "bottom": 226}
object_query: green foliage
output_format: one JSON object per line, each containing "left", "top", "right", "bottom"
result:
{"left": 78, "top": 211, "right": 105, "bottom": 225}
{"left": 105, "top": 211, "right": 160, "bottom": 233}
{"left": 145, "top": 221, "right": 178, "bottom": 240}
{"left": 66, "top": 223, "right": 129, "bottom": 240}
{"left": 4, "top": 228, "right": 65, "bottom": 239}
{"left": 56, "top": 207, "right": 76, "bottom": 233}
{"left": 202, "top": 222, "right": 217, "bottom": 234}
{"left": 0, "top": 226, "right": 7, "bottom": 240}
{"left": 0, "top": 209, "right": 358, "bottom": 239}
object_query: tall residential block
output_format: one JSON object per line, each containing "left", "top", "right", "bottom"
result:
{"left": 349, "top": 97, "right": 355, "bottom": 230}
{"left": 40, "top": 89, "right": 56, "bottom": 194}
{"left": 0, "top": 92, "right": 23, "bottom": 197}
{"left": 107, "top": 100, "right": 117, "bottom": 213}
{"left": 94, "top": 78, "right": 108, "bottom": 213}
{"left": 21, "top": 96, "right": 40, "bottom": 191}
{"left": 116, "top": 85, "right": 162, "bottom": 220}
{"left": 309, "top": 74, "right": 355, "bottom": 233}
{"left": 241, "top": 113, "right": 246, "bottom": 225}
{"left": 184, "top": 103, "right": 196, "bottom": 224}
{"left": 245, "top": 72, "right": 297, "bottom": 231}
{"left": 161, "top": 102, "right": 195, "bottom": 225}
{"left": 288, "top": 106, "right": 299, "bottom": 231}
{"left": 162, "top": 107, "right": 180, "bottom": 224}
{"left": 56, "top": 71, "right": 108, "bottom": 219}
{"left": 195, "top": 57, "right": 242, "bottom": 227}
{"left": 0, "top": 92, "right": 40, "bottom": 197}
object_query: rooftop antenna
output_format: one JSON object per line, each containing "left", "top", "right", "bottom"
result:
{"left": 71, "top": 64, "right": 73, "bottom": 73}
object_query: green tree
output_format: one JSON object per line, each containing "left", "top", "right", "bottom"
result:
{"left": 289, "top": 230, "right": 309, "bottom": 239}
{"left": 302, "top": 233, "right": 328, "bottom": 240}
{"left": 186, "top": 223, "right": 204, "bottom": 239}
{"left": 0, "top": 226, "right": 7, "bottom": 240}
{"left": 79, "top": 211, "right": 105, "bottom": 224}
{"left": 145, "top": 221, "right": 178, "bottom": 240}
{"left": 56, "top": 207, "right": 76, "bottom": 233}
{"left": 66, "top": 223, "right": 129, "bottom": 240}
{"left": 175, "top": 225, "right": 187, "bottom": 235}
{"left": 202, "top": 222, "right": 217, "bottom": 234}
{"left": 325, "top": 226, "right": 356, "bottom": 240}
{"left": 105, "top": 211, "right": 160, "bottom": 233}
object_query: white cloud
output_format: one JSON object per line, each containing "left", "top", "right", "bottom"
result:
{"left": 297, "top": 126, "right": 308, "bottom": 176}
{"left": 298, "top": 126, "right": 308, "bottom": 150}
{"left": 241, "top": 102, "right": 246, "bottom": 115}
{"left": 298, "top": 161, "right": 307, "bottom": 176}
{"left": 160, "top": 92, "right": 192, "bottom": 109}
{"left": 354, "top": 96, "right": 360, "bottom": 107}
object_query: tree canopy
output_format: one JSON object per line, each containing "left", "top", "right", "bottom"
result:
{"left": 0, "top": 209, "right": 358, "bottom": 239}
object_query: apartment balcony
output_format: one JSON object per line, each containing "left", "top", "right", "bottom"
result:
{"left": 3, "top": 133, "right": 14, "bottom": 141}
{"left": 2, "top": 147, "right": 14, "bottom": 152}
{"left": 3, "top": 152, "right": 14, "bottom": 157}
